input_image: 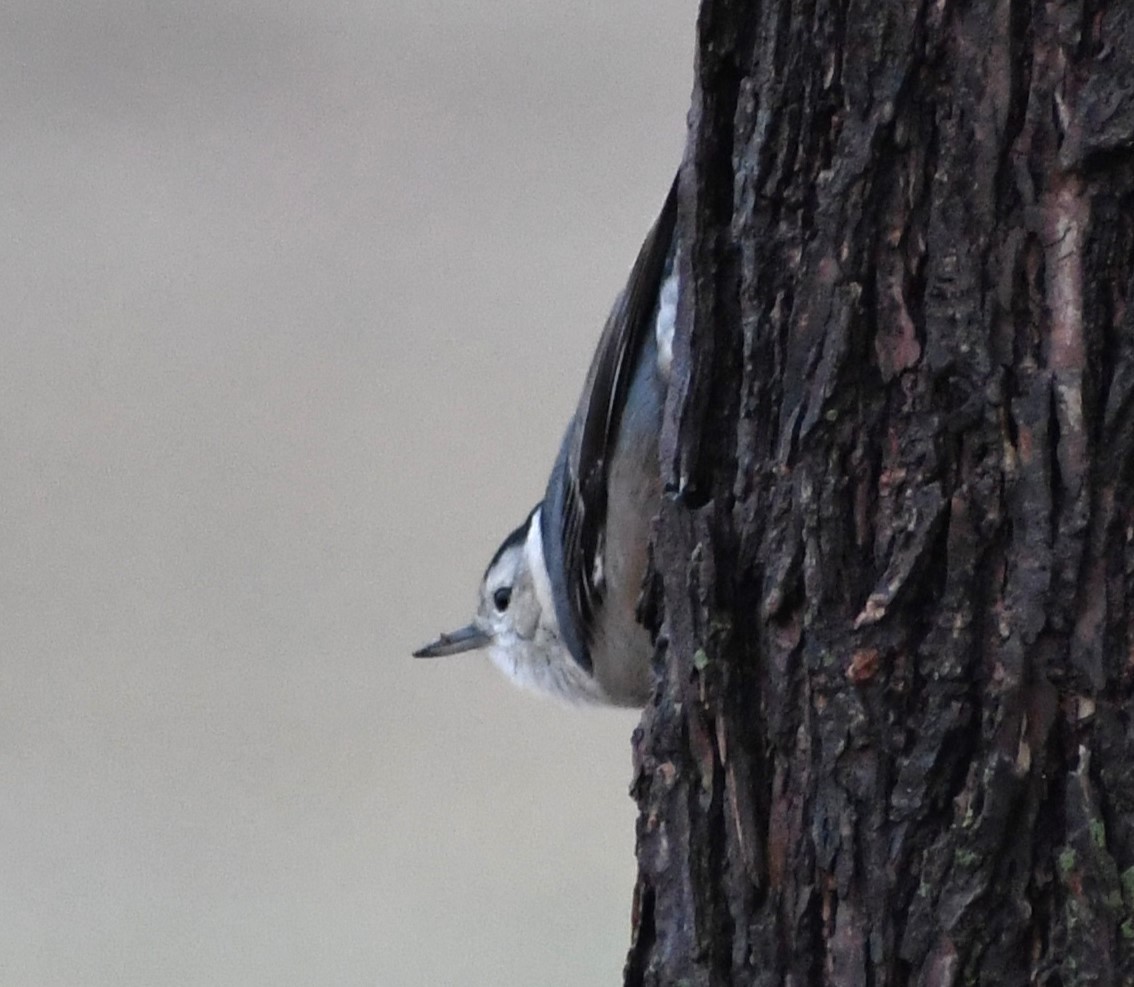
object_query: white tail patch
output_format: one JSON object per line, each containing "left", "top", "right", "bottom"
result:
{"left": 592, "top": 531, "right": 605, "bottom": 592}
{"left": 654, "top": 268, "right": 679, "bottom": 381}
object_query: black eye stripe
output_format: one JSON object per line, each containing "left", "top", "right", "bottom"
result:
{"left": 493, "top": 587, "right": 512, "bottom": 612}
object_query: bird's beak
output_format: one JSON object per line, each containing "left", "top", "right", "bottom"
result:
{"left": 413, "top": 623, "right": 492, "bottom": 658}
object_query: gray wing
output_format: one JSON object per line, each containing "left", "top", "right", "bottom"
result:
{"left": 557, "top": 175, "right": 679, "bottom": 664}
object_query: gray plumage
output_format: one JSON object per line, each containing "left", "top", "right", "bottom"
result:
{"left": 414, "top": 177, "right": 678, "bottom": 707}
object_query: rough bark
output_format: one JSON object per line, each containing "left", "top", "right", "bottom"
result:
{"left": 626, "top": 2, "right": 1134, "bottom": 985}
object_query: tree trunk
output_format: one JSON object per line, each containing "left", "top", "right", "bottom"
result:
{"left": 625, "top": 2, "right": 1134, "bottom": 985}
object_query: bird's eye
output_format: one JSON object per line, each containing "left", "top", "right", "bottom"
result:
{"left": 493, "top": 587, "right": 512, "bottom": 612}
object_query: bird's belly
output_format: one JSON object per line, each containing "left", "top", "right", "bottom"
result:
{"left": 590, "top": 405, "right": 661, "bottom": 705}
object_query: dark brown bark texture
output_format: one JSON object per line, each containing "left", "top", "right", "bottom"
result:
{"left": 625, "top": 2, "right": 1134, "bottom": 985}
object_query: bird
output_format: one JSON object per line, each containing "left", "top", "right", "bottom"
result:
{"left": 414, "top": 176, "right": 679, "bottom": 707}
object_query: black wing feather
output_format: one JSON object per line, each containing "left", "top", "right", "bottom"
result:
{"left": 559, "top": 175, "right": 679, "bottom": 657}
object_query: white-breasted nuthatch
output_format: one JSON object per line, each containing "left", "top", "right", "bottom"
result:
{"left": 414, "top": 177, "right": 678, "bottom": 707}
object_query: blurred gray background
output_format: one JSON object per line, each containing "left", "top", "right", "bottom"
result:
{"left": 1, "top": 2, "right": 691, "bottom": 984}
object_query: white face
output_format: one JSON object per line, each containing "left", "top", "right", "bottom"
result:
{"left": 473, "top": 529, "right": 607, "bottom": 703}
{"left": 476, "top": 542, "right": 542, "bottom": 668}
{"left": 415, "top": 512, "right": 608, "bottom": 703}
